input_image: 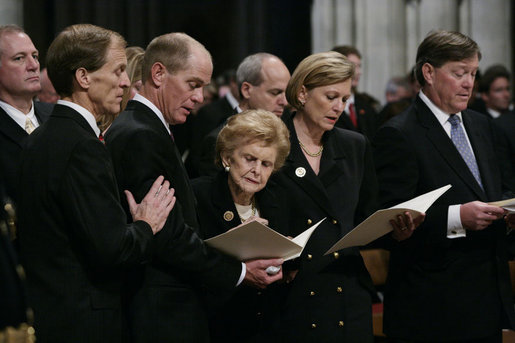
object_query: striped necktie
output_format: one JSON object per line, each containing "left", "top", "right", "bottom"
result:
{"left": 25, "top": 117, "right": 36, "bottom": 134}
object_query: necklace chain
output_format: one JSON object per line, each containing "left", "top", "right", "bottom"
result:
{"left": 299, "top": 140, "right": 323, "bottom": 157}
{"left": 236, "top": 200, "right": 256, "bottom": 223}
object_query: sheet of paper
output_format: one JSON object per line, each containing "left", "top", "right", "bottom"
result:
{"left": 205, "top": 218, "right": 325, "bottom": 261}
{"left": 324, "top": 184, "right": 452, "bottom": 254}
{"left": 488, "top": 197, "right": 515, "bottom": 213}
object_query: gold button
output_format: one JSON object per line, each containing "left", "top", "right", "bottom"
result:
{"left": 333, "top": 252, "right": 339, "bottom": 259}
{"left": 338, "top": 321, "right": 344, "bottom": 327}
{"left": 336, "top": 286, "right": 343, "bottom": 293}
{"left": 332, "top": 219, "right": 338, "bottom": 225}
{"left": 307, "top": 254, "right": 312, "bottom": 260}
{"left": 257, "top": 291, "right": 262, "bottom": 296}
{"left": 16, "top": 265, "right": 26, "bottom": 280}
{"left": 307, "top": 219, "right": 312, "bottom": 225}
{"left": 311, "top": 323, "right": 317, "bottom": 329}
{"left": 310, "top": 291, "right": 315, "bottom": 296}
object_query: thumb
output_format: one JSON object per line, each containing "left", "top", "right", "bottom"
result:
{"left": 125, "top": 190, "right": 137, "bottom": 215}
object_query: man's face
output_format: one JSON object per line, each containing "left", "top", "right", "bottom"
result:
{"left": 244, "top": 57, "right": 290, "bottom": 116}
{"left": 160, "top": 46, "right": 212, "bottom": 125}
{"left": 482, "top": 76, "right": 511, "bottom": 113}
{"left": 87, "top": 42, "right": 130, "bottom": 117}
{"left": 0, "top": 31, "right": 41, "bottom": 99}
{"left": 347, "top": 53, "right": 361, "bottom": 89}
{"left": 424, "top": 55, "right": 479, "bottom": 114}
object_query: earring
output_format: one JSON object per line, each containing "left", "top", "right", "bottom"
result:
{"left": 224, "top": 165, "right": 230, "bottom": 172}
{"left": 300, "top": 100, "right": 305, "bottom": 107}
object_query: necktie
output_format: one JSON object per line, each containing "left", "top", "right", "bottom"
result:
{"left": 25, "top": 117, "right": 36, "bottom": 134}
{"left": 348, "top": 103, "right": 358, "bottom": 128}
{"left": 98, "top": 133, "right": 105, "bottom": 144}
{"left": 448, "top": 115, "right": 483, "bottom": 188}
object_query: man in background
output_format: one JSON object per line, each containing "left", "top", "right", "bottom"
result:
{"left": 0, "top": 25, "right": 53, "bottom": 204}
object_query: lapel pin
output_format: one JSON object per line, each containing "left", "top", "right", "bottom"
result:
{"left": 223, "top": 211, "right": 234, "bottom": 221}
{"left": 295, "top": 167, "right": 306, "bottom": 178}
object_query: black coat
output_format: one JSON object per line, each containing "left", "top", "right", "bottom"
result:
{"left": 270, "top": 114, "right": 378, "bottom": 342}
{"left": 192, "top": 171, "right": 286, "bottom": 343}
{"left": 0, "top": 101, "right": 53, "bottom": 204}
{"left": 105, "top": 99, "right": 242, "bottom": 342}
{"left": 373, "top": 95, "right": 515, "bottom": 340}
{"left": 17, "top": 104, "right": 154, "bottom": 343}
{"left": 335, "top": 93, "right": 378, "bottom": 140}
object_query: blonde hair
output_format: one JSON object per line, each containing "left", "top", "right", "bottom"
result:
{"left": 215, "top": 109, "right": 290, "bottom": 171}
{"left": 286, "top": 51, "right": 354, "bottom": 110}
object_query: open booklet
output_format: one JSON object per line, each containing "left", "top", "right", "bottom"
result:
{"left": 324, "top": 184, "right": 452, "bottom": 255}
{"left": 488, "top": 198, "right": 515, "bottom": 213}
{"left": 205, "top": 218, "right": 326, "bottom": 261}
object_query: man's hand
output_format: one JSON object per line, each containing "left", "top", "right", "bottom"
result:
{"left": 243, "top": 258, "right": 284, "bottom": 289}
{"left": 390, "top": 211, "right": 425, "bottom": 241}
{"left": 460, "top": 201, "right": 504, "bottom": 231}
{"left": 126, "top": 175, "right": 176, "bottom": 234}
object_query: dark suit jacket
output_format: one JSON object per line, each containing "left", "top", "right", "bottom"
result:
{"left": 0, "top": 101, "right": 53, "bottom": 204}
{"left": 373, "top": 95, "right": 515, "bottom": 340}
{"left": 105, "top": 100, "right": 242, "bottom": 343}
{"left": 335, "top": 92, "right": 378, "bottom": 140}
{"left": 192, "top": 171, "right": 286, "bottom": 343}
{"left": 494, "top": 111, "right": 515, "bottom": 193}
{"left": 270, "top": 114, "right": 377, "bottom": 342}
{"left": 17, "top": 104, "right": 154, "bottom": 343}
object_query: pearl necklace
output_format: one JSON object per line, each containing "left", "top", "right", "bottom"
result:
{"left": 299, "top": 140, "right": 323, "bottom": 157}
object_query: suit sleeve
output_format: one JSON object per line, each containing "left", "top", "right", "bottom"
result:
{"left": 60, "top": 139, "right": 154, "bottom": 268}
{"left": 120, "top": 129, "right": 241, "bottom": 290}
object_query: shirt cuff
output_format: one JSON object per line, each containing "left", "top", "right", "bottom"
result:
{"left": 447, "top": 204, "right": 466, "bottom": 239}
{"left": 237, "top": 262, "right": 246, "bottom": 286}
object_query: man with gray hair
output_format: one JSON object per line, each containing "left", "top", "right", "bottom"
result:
{"left": 0, "top": 25, "right": 53, "bottom": 204}
{"left": 106, "top": 33, "right": 283, "bottom": 342}
{"left": 190, "top": 52, "right": 290, "bottom": 176}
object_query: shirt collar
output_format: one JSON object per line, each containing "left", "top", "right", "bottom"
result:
{"left": 132, "top": 93, "right": 171, "bottom": 134}
{"left": 487, "top": 107, "right": 501, "bottom": 119}
{"left": 344, "top": 92, "right": 355, "bottom": 112}
{"left": 57, "top": 100, "right": 100, "bottom": 137}
{"left": 225, "top": 91, "right": 239, "bottom": 110}
{"left": 0, "top": 100, "right": 37, "bottom": 129}
{"left": 419, "top": 90, "right": 463, "bottom": 126}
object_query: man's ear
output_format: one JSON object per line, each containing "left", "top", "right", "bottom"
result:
{"left": 240, "top": 82, "right": 252, "bottom": 100}
{"left": 421, "top": 63, "right": 434, "bottom": 86}
{"left": 151, "top": 62, "right": 167, "bottom": 87}
{"left": 74, "top": 68, "right": 90, "bottom": 90}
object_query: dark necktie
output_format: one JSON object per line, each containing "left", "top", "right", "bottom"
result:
{"left": 448, "top": 114, "right": 482, "bottom": 189}
{"left": 348, "top": 103, "right": 358, "bottom": 128}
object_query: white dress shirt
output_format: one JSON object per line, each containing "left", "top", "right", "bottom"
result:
{"left": 0, "top": 100, "right": 39, "bottom": 130}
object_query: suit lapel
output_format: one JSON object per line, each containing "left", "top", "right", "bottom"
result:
{"left": 0, "top": 107, "right": 27, "bottom": 147}
{"left": 284, "top": 116, "right": 339, "bottom": 219}
{"left": 416, "top": 99, "right": 486, "bottom": 200}
{"left": 210, "top": 172, "right": 241, "bottom": 234}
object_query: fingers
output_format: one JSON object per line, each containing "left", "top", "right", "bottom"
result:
{"left": 125, "top": 190, "right": 137, "bottom": 215}
{"left": 147, "top": 175, "right": 165, "bottom": 199}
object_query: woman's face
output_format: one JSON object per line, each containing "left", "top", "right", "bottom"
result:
{"left": 223, "top": 140, "right": 277, "bottom": 202}
{"left": 300, "top": 79, "right": 352, "bottom": 132}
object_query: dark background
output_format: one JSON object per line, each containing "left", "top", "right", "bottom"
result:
{"left": 24, "top": 0, "right": 313, "bottom": 78}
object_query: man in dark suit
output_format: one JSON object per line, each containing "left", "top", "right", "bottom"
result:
{"left": 190, "top": 53, "right": 291, "bottom": 177}
{"left": 0, "top": 25, "right": 53, "bottom": 204}
{"left": 17, "top": 24, "right": 175, "bottom": 343}
{"left": 373, "top": 30, "right": 515, "bottom": 342}
{"left": 332, "top": 45, "right": 379, "bottom": 139}
{"left": 105, "top": 33, "right": 283, "bottom": 342}
{"left": 477, "top": 65, "right": 511, "bottom": 119}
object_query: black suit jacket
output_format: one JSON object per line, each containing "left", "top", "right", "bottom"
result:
{"left": 105, "top": 100, "right": 242, "bottom": 342}
{"left": 373, "top": 95, "right": 515, "bottom": 340}
{"left": 270, "top": 114, "right": 377, "bottom": 342}
{"left": 192, "top": 171, "right": 286, "bottom": 343}
{"left": 0, "top": 101, "right": 53, "bottom": 204}
{"left": 335, "top": 92, "right": 378, "bottom": 140}
{"left": 494, "top": 111, "right": 515, "bottom": 193}
{"left": 17, "top": 104, "right": 154, "bottom": 343}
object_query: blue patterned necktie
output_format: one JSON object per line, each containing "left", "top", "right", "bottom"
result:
{"left": 448, "top": 114, "right": 483, "bottom": 189}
